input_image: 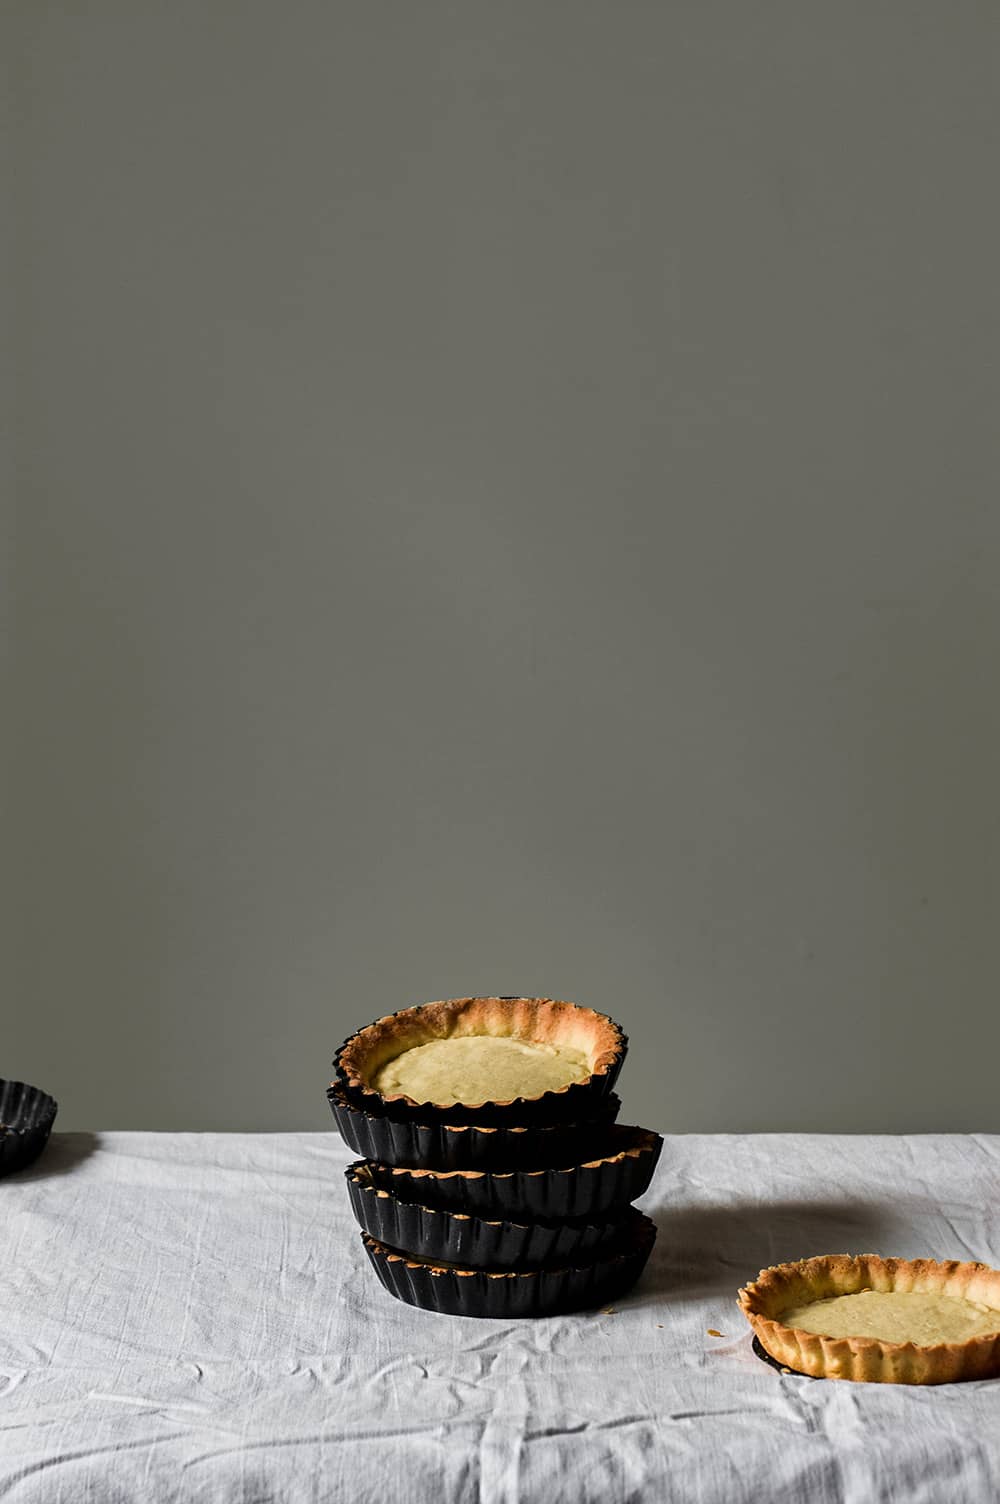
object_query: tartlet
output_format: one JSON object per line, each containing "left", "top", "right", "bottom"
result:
{"left": 366, "top": 1125, "right": 663, "bottom": 1220}
{"left": 0, "top": 1079, "right": 58, "bottom": 1178}
{"left": 738, "top": 1254, "right": 1000, "bottom": 1385}
{"left": 335, "top": 997, "right": 626, "bottom": 1126}
{"left": 345, "top": 1160, "right": 628, "bottom": 1269}
{"left": 362, "top": 1209, "right": 656, "bottom": 1317}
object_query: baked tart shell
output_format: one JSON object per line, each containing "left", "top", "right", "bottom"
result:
{"left": 739, "top": 1254, "right": 1000, "bottom": 1385}
{"left": 361, "top": 1210, "right": 656, "bottom": 1318}
{"left": 335, "top": 997, "right": 626, "bottom": 1126}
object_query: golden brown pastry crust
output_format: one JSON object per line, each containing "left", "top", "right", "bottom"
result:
{"left": 738, "top": 1254, "right": 1000, "bottom": 1384}
{"left": 337, "top": 997, "right": 625, "bottom": 1111}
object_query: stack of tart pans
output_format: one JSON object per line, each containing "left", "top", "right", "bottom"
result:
{"left": 328, "top": 996, "right": 661, "bottom": 1318}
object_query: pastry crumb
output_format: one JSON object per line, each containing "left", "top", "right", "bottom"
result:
{"left": 706, "top": 1329, "right": 723, "bottom": 1338}
{"left": 656, "top": 1323, "right": 663, "bottom": 1328}
{"left": 600, "top": 1308, "right": 616, "bottom": 1315}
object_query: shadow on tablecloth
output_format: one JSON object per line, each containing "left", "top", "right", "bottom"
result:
{"left": 8, "top": 1131, "right": 100, "bottom": 1181}
{"left": 632, "top": 1196, "right": 920, "bottom": 1309}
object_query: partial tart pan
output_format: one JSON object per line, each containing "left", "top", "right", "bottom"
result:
{"left": 362, "top": 1210, "right": 656, "bottom": 1318}
{"left": 752, "top": 1336, "right": 812, "bottom": 1378}
{"left": 335, "top": 997, "right": 627, "bottom": 1126}
{"left": 739, "top": 1254, "right": 1000, "bottom": 1385}
{"left": 328, "top": 1081, "right": 621, "bottom": 1171}
{"left": 365, "top": 1125, "right": 663, "bottom": 1220}
{"left": 346, "top": 1159, "right": 628, "bottom": 1270}
{"left": 0, "top": 1079, "right": 58, "bottom": 1178}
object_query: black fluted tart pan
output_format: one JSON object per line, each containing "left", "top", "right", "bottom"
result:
{"left": 328, "top": 1081, "right": 621, "bottom": 1171}
{"left": 0, "top": 1080, "right": 58, "bottom": 1177}
{"left": 346, "top": 1159, "right": 628, "bottom": 1270}
{"left": 366, "top": 1125, "right": 662, "bottom": 1220}
{"left": 752, "top": 1336, "right": 813, "bottom": 1378}
{"left": 334, "top": 997, "right": 627, "bottom": 1127}
{"left": 362, "top": 1209, "right": 656, "bottom": 1318}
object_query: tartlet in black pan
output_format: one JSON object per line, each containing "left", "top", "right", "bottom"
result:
{"left": 335, "top": 996, "right": 627, "bottom": 1127}
{"left": 0, "top": 1079, "right": 58, "bottom": 1178}
{"left": 346, "top": 1159, "right": 629, "bottom": 1270}
{"left": 366, "top": 1125, "right": 663, "bottom": 1220}
{"left": 362, "top": 1209, "right": 656, "bottom": 1318}
{"left": 327, "top": 1080, "right": 621, "bottom": 1171}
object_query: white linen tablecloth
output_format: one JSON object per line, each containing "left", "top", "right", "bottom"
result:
{"left": 1, "top": 1130, "right": 998, "bottom": 1502}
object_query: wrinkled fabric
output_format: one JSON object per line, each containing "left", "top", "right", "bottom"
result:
{"left": 0, "top": 1130, "right": 998, "bottom": 1502}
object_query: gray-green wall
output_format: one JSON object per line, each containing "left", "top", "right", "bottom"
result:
{"left": 7, "top": 2, "right": 999, "bottom": 1132}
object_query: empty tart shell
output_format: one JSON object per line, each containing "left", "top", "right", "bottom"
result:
{"left": 327, "top": 1082, "right": 622, "bottom": 1171}
{"left": 346, "top": 1159, "right": 630, "bottom": 1270}
{"left": 362, "top": 1210, "right": 656, "bottom": 1318}
{"left": 365, "top": 1125, "right": 662, "bottom": 1220}
{"left": 0, "top": 1079, "right": 58, "bottom": 1178}
{"left": 738, "top": 1254, "right": 1000, "bottom": 1385}
{"left": 335, "top": 997, "right": 626, "bottom": 1126}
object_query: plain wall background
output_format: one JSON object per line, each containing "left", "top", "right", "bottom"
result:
{"left": 6, "top": 1, "right": 999, "bottom": 1133}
